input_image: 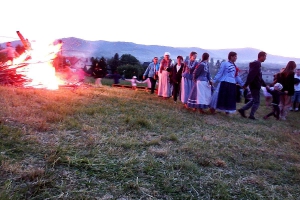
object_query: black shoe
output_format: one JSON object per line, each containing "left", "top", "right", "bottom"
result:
{"left": 248, "top": 116, "right": 256, "bottom": 120}
{"left": 238, "top": 109, "right": 246, "bottom": 118}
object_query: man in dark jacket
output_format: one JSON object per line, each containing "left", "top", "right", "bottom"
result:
{"left": 168, "top": 55, "right": 184, "bottom": 102}
{"left": 238, "top": 51, "right": 267, "bottom": 119}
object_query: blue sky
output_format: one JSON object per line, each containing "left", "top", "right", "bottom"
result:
{"left": 1, "top": 0, "right": 299, "bottom": 58}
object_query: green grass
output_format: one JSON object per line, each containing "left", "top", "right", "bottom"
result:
{"left": 1, "top": 81, "right": 300, "bottom": 199}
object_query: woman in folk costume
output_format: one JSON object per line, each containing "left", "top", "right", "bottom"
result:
{"left": 210, "top": 52, "right": 244, "bottom": 114}
{"left": 158, "top": 52, "right": 173, "bottom": 98}
{"left": 180, "top": 51, "right": 198, "bottom": 107}
{"left": 187, "top": 53, "right": 213, "bottom": 113}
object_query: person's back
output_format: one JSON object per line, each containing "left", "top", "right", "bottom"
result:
{"left": 246, "top": 60, "right": 265, "bottom": 89}
{"left": 274, "top": 72, "right": 295, "bottom": 96}
{"left": 272, "top": 61, "right": 297, "bottom": 120}
{"left": 238, "top": 51, "right": 267, "bottom": 120}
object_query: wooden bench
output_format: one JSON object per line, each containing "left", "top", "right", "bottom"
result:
{"left": 112, "top": 84, "right": 156, "bottom": 91}
{"left": 112, "top": 84, "right": 132, "bottom": 89}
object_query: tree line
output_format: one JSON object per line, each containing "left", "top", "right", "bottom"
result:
{"left": 86, "top": 53, "right": 145, "bottom": 79}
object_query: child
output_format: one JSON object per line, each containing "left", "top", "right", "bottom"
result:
{"left": 263, "top": 83, "right": 286, "bottom": 120}
{"left": 261, "top": 86, "right": 272, "bottom": 106}
{"left": 125, "top": 76, "right": 141, "bottom": 90}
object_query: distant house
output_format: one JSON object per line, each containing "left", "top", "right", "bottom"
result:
{"left": 65, "top": 56, "right": 92, "bottom": 70}
{"left": 238, "top": 69, "right": 276, "bottom": 84}
{"left": 85, "top": 58, "right": 92, "bottom": 68}
{"left": 72, "top": 58, "right": 86, "bottom": 69}
{"left": 64, "top": 56, "right": 76, "bottom": 65}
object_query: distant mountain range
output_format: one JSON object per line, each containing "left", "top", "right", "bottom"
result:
{"left": 2, "top": 37, "right": 300, "bottom": 67}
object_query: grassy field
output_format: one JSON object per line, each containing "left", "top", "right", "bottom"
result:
{"left": 1, "top": 78, "right": 300, "bottom": 199}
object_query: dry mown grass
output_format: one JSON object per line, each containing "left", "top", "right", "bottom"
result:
{"left": 1, "top": 81, "right": 300, "bottom": 199}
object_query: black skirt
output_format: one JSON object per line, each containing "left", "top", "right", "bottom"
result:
{"left": 216, "top": 81, "right": 237, "bottom": 112}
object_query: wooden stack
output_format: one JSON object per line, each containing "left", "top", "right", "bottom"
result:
{"left": 0, "top": 63, "right": 30, "bottom": 87}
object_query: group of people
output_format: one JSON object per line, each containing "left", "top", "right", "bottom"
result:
{"left": 2, "top": 42, "right": 298, "bottom": 121}
{"left": 265, "top": 61, "right": 298, "bottom": 120}
{"left": 143, "top": 51, "right": 299, "bottom": 120}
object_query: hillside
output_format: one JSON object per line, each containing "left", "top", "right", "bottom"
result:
{"left": 58, "top": 37, "right": 300, "bottom": 65}
{"left": 2, "top": 37, "right": 300, "bottom": 65}
{"left": 1, "top": 81, "right": 300, "bottom": 199}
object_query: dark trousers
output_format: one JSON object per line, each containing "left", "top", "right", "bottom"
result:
{"left": 265, "top": 105, "right": 280, "bottom": 119}
{"left": 149, "top": 77, "right": 157, "bottom": 94}
{"left": 240, "top": 88, "right": 260, "bottom": 117}
{"left": 172, "top": 82, "right": 180, "bottom": 101}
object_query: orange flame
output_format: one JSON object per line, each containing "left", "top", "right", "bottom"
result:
{"left": 12, "top": 41, "right": 64, "bottom": 90}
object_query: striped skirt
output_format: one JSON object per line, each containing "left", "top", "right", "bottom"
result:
{"left": 180, "top": 77, "right": 193, "bottom": 104}
{"left": 187, "top": 80, "right": 211, "bottom": 109}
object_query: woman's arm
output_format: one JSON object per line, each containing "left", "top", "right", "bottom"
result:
{"left": 213, "top": 61, "right": 226, "bottom": 82}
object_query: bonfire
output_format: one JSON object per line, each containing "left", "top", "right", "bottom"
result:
{"left": 0, "top": 31, "right": 84, "bottom": 90}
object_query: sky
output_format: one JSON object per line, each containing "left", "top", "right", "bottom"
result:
{"left": 1, "top": 0, "right": 300, "bottom": 58}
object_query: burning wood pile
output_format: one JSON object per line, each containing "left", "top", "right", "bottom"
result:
{"left": 0, "top": 31, "right": 82, "bottom": 90}
{"left": 0, "top": 63, "right": 30, "bottom": 87}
